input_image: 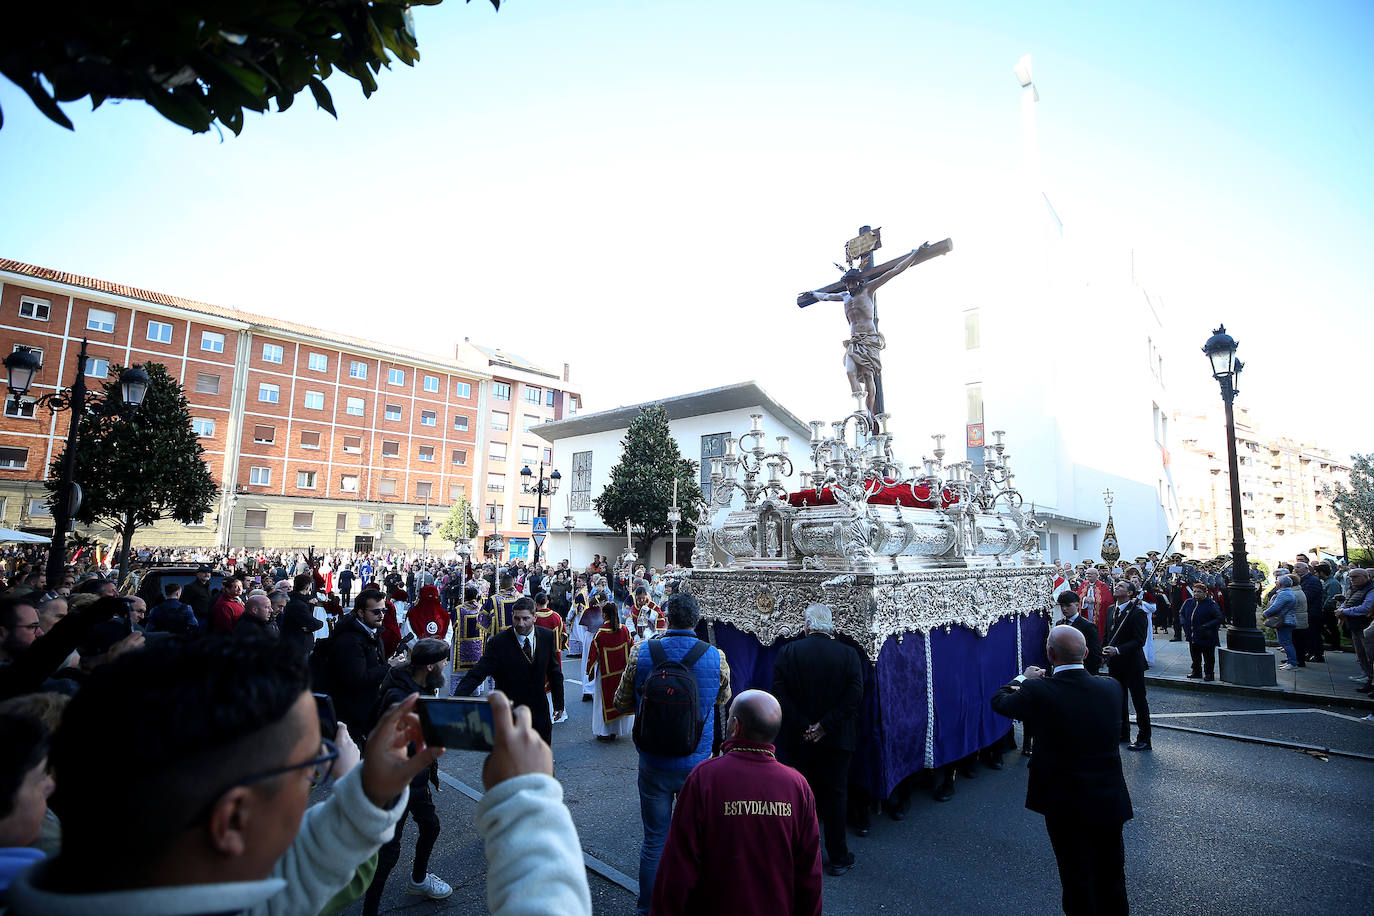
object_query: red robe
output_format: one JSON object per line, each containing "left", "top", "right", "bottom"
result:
{"left": 535, "top": 609, "right": 566, "bottom": 691}
{"left": 407, "top": 585, "right": 450, "bottom": 641}
{"left": 1076, "top": 581, "right": 1113, "bottom": 640}
{"left": 586, "top": 624, "right": 632, "bottom": 723}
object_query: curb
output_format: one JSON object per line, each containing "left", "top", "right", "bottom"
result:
{"left": 1145, "top": 674, "right": 1374, "bottom": 711}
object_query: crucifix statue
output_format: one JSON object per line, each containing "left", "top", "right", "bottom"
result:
{"left": 798, "top": 226, "right": 953, "bottom": 421}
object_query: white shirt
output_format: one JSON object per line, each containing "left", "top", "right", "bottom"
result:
{"left": 519, "top": 633, "right": 535, "bottom": 658}
{"left": 1051, "top": 663, "right": 1085, "bottom": 673}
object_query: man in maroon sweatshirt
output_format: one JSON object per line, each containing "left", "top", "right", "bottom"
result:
{"left": 650, "top": 689, "right": 823, "bottom": 916}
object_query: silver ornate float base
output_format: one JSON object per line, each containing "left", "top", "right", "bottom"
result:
{"left": 682, "top": 564, "right": 1056, "bottom": 661}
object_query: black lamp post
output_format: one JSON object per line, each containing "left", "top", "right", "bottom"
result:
{"left": 1202, "top": 325, "right": 1269, "bottom": 667}
{"left": 520, "top": 462, "right": 561, "bottom": 566}
{"left": 3, "top": 341, "right": 149, "bottom": 585}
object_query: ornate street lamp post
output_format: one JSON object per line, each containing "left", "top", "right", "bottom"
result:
{"left": 563, "top": 507, "right": 576, "bottom": 571}
{"left": 3, "top": 342, "right": 148, "bottom": 584}
{"left": 1203, "top": 325, "right": 1274, "bottom": 685}
{"left": 520, "top": 462, "right": 561, "bottom": 566}
{"left": 667, "top": 475, "right": 682, "bottom": 571}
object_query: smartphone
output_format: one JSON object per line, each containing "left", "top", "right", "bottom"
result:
{"left": 313, "top": 693, "right": 337, "bottom": 739}
{"left": 415, "top": 697, "right": 497, "bottom": 752}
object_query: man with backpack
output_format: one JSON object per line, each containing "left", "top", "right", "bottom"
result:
{"left": 613, "top": 593, "right": 732, "bottom": 916}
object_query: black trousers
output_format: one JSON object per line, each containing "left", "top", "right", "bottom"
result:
{"left": 1044, "top": 817, "right": 1128, "bottom": 916}
{"left": 1188, "top": 642, "right": 1216, "bottom": 678}
{"left": 793, "top": 744, "right": 852, "bottom": 863}
{"left": 363, "top": 774, "right": 440, "bottom": 916}
{"left": 1304, "top": 612, "right": 1325, "bottom": 660}
{"left": 1111, "top": 667, "right": 1150, "bottom": 744}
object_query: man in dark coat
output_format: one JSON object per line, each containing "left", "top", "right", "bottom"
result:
{"left": 328, "top": 589, "right": 405, "bottom": 743}
{"left": 1180, "top": 581, "right": 1223, "bottom": 681}
{"left": 280, "top": 573, "right": 324, "bottom": 663}
{"left": 1296, "top": 562, "right": 1326, "bottom": 664}
{"left": 1104, "top": 581, "right": 1151, "bottom": 751}
{"left": 181, "top": 566, "right": 215, "bottom": 631}
{"left": 1056, "top": 590, "right": 1103, "bottom": 675}
{"left": 233, "top": 594, "right": 278, "bottom": 639}
{"left": 991, "top": 625, "right": 1133, "bottom": 915}
{"left": 453, "top": 597, "right": 563, "bottom": 746}
{"left": 771, "top": 603, "right": 864, "bottom": 876}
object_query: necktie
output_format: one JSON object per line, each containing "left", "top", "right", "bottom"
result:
{"left": 522, "top": 637, "right": 533, "bottom": 664}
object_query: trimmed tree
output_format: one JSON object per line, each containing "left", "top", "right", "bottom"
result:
{"left": 2, "top": 0, "right": 499, "bottom": 135}
{"left": 593, "top": 404, "right": 702, "bottom": 563}
{"left": 438, "top": 493, "right": 479, "bottom": 551}
{"left": 48, "top": 362, "right": 218, "bottom": 579}
{"left": 1330, "top": 453, "right": 1374, "bottom": 557}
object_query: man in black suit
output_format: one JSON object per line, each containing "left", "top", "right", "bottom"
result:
{"left": 1104, "top": 581, "right": 1151, "bottom": 751}
{"left": 454, "top": 596, "right": 564, "bottom": 746}
{"left": 991, "top": 625, "right": 1133, "bottom": 916}
{"left": 772, "top": 603, "right": 865, "bottom": 876}
{"left": 1057, "top": 590, "right": 1103, "bottom": 675}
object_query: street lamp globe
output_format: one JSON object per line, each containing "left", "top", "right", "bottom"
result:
{"left": 3, "top": 346, "right": 41, "bottom": 398}
{"left": 1202, "top": 325, "right": 1238, "bottom": 382}
{"left": 520, "top": 465, "right": 533, "bottom": 483}
{"left": 549, "top": 468, "right": 561, "bottom": 493}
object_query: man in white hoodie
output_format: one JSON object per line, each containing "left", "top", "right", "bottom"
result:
{"left": 7, "top": 636, "right": 591, "bottom": 916}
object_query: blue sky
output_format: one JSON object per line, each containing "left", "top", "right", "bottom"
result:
{"left": 0, "top": 0, "right": 1369, "bottom": 458}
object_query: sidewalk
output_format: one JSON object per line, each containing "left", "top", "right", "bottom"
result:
{"left": 1144, "top": 631, "right": 1374, "bottom": 710}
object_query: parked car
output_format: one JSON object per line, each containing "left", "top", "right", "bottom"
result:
{"left": 136, "top": 566, "right": 224, "bottom": 608}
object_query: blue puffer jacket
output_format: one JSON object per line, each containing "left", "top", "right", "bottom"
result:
{"left": 632, "top": 631, "right": 723, "bottom": 772}
{"left": 1262, "top": 588, "right": 1298, "bottom": 628}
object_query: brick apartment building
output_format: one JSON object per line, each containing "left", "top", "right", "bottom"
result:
{"left": 0, "top": 260, "right": 577, "bottom": 559}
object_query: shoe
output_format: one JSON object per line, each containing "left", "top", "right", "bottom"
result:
{"left": 1168, "top": 637, "right": 1183, "bottom": 642}
{"left": 826, "top": 852, "right": 857, "bottom": 876}
{"left": 983, "top": 756, "right": 1004, "bottom": 771}
{"left": 1186, "top": 672, "right": 1202, "bottom": 679}
{"left": 1279, "top": 663, "right": 1295, "bottom": 671}
{"left": 1127, "top": 741, "right": 1152, "bottom": 752}
{"left": 933, "top": 781, "right": 955, "bottom": 802}
{"left": 406, "top": 874, "right": 453, "bottom": 900}
{"left": 566, "top": 653, "right": 582, "bottom": 659}
{"left": 851, "top": 819, "right": 871, "bottom": 838}
{"left": 1356, "top": 684, "right": 1374, "bottom": 694}
{"left": 1203, "top": 676, "right": 1215, "bottom": 682}
{"left": 1364, "top": 715, "right": 1374, "bottom": 723}
{"left": 958, "top": 765, "right": 976, "bottom": 780}
{"left": 1310, "top": 657, "right": 1325, "bottom": 663}
{"left": 581, "top": 694, "right": 593, "bottom": 702}
{"left": 886, "top": 798, "right": 909, "bottom": 821}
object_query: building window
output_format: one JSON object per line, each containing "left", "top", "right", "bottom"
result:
{"left": 420, "top": 409, "right": 436, "bottom": 427}
{"left": 416, "top": 481, "right": 433, "bottom": 500}
{"left": 258, "top": 383, "right": 280, "bottom": 404}
{"left": 449, "top": 483, "right": 464, "bottom": 500}
{"left": 196, "top": 373, "right": 221, "bottom": 395}
{"left": 0, "top": 447, "right": 29, "bottom": 469}
{"left": 307, "top": 353, "right": 328, "bottom": 372}
{"left": 453, "top": 414, "right": 469, "bottom": 432}
{"left": 486, "top": 504, "right": 504, "bottom": 524}
{"left": 568, "top": 396, "right": 579, "bottom": 414}
{"left": 1072, "top": 534, "right": 1078, "bottom": 550}
{"left": 192, "top": 418, "right": 215, "bottom": 437}
{"left": 26, "top": 498, "right": 50, "bottom": 518}
{"left": 543, "top": 447, "right": 552, "bottom": 463}
{"left": 304, "top": 391, "right": 325, "bottom": 410}
{"left": 521, "top": 444, "right": 539, "bottom": 467}
{"left": 349, "top": 360, "right": 367, "bottom": 379}
{"left": 3, "top": 399, "right": 36, "bottom": 419}
{"left": 487, "top": 473, "right": 505, "bottom": 493}
{"left": 346, "top": 396, "right": 365, "bottom": 416}
{"left": 423, "top": 375, "right": 439, "bottom": 393}
{"left": 489, "top": 442, "right": 507, "bottom": 463}
{"left": 201, "top": 331, "right": 225, "bottom": 353}
{"left": 545, "top": 389, "right": 556, "bottom": 407}
{"left": 262, "top": 343, "right": 284, "bottom": 364}
{"left": 18, "top": 297, "right": 50, "bottom": 321}
{"left": 359, "top": 513, "right": 375, "bottom": 528}
{"left": 518, "top": 506, "right": 533, "bottom": 524}
{"left": 508, "top": 538, "right": 529, "bottom": 560}
{"left": 452, "top": 449, "right": 467, "bottom": 466}
{"left": 455, "top": 381, "right": 471, "bottom": 399}
{"left": 417, "top": 445, "right": 435, "bottom": 462}
{"left": 381, "top": 440, "right": 400, "bottom": 458}
{"left": 379, "top": 478, "right": 398, "bottom": 496}
{"left": 293, "top": 511, "right": 314, "bottom": 529}
{"left": 382, "top": 513, "right": 395, "bottom": 532}
{"left": 336, "top": 512, "right": 348, "bottom": 531}
{"left": 492, "top": 382, "right": 511, "bottom": 400}
{"left": 85, "top": 358, "right": 109, "bottom": 379}
{"left": 252, "top": 424, "right": 276, "bottom": 444}
{"left": 385, "top": 404, "right": 402, "bottom": 422}
{"left": 340, "top": 475, "right": 359, "bottom": 493}
{"left": 87, "top": 309, "right": 116, "bottom": 333}
{"left": 524, "top": 386, "right": 541, "bottom": 404}
{"left": 301, "top": 430, "right": 321, "bottom": 449}
{"left": 964, "top": 311, "right": 980, "bottom": 350}
{"left": 342, "top": 435, "right": 361, "bottom": 454}
{"left": 244, "top": 509, "right": 268, "bottom": 528}
{"left": 297, "top": 470, "right": 317, "bottom": 489}
{"left": 249, "top": 466, "right": 272, "bottom": 486}
{"left": 491, "top": 410, "right": 509, "bottom": 431}
{"left": 571, "top": 450, "right": 592, "bottom": 510}
{"left": 388, "top": 368, "right": 405, "bottom": 386}
{"left": 966, "top": 383, "right": 983, "bottom": 424}
{"left": 523, "top": 414, "right": 539, "bottom": 432}
{"left": 146, "top": 320, "right": 173, "bottom": 344}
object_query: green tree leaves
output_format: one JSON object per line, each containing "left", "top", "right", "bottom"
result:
{"left": 1330, "top": 454, "right": 1374, "bottom": 555}
{"left": 593, "top": 404, "right": 702, "bottom": 560}
{"left": 438, "top": 492, "right": 479, "bottom": 548}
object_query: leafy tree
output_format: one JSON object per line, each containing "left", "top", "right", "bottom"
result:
{"left": 48, "top": 362, "right": 218, "bottom": 579}
{"left": 1330, "top": 453, "right": 1374, "bottom": 556}
{"left": 593, "top": 404, "right": 702, "bottom": 563}
{"left": 1, "top": 0, "right": 499, "bottom": 135}
{"left": 438, "top": 493, "right": 479, "bottom": 550}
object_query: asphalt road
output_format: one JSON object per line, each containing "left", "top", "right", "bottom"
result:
{"left": 344, "top": 659, "right": 1374, "bottom": 916}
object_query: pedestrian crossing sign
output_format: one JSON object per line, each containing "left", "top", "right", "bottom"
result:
{"left": 532, "top": 517, "right": 548, "bottom": 534}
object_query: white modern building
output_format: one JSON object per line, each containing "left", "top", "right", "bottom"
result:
{"left": 536, "top": 381, "right": 810, "bottom": 569}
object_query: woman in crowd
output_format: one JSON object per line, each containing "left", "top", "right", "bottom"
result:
{"left": 1261, "top": 574, "right": 1301, "bottom": 670}
{"left": 586, "top": 603, "right": 634, "bottom": 742}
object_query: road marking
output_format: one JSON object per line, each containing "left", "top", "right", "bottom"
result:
{"left": 1153, "top": 707, "right": 1372, "bottom": 722}
{"left": 1127, "top": 721, "right": 1374, "bottom": 762}
{"left": 435, "top": 770, "right": 640, "bottom": 895}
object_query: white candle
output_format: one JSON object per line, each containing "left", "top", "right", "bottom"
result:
{"left": 777, "top": 435, "right": 789, "bottom": 455}
{"left": 672, "top": 477, "right": 678, "bottom": 505}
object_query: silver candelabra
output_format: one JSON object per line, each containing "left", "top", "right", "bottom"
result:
{"left": 709, "top": 413, "right": 794, "bottom": 510}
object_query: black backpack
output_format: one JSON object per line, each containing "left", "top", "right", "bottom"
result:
{"left": 633, "top": 639, "right": 711, "bottom": 757}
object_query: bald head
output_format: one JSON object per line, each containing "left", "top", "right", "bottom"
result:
{"left": 728, "top": 689, "right": 782, "bottom": 744}
{"left": 1046, "top": 624, "right": 1087, "bottom": 667}
{"left": 244, "top": 594, "right": 272, "bottom": 621}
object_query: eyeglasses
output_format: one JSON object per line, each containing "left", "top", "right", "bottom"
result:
{"left": 15, "top": 622, "right": 43, "bottom": 632}
{"left": 236, "top": 737, "right": 339, "bottom": 789}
